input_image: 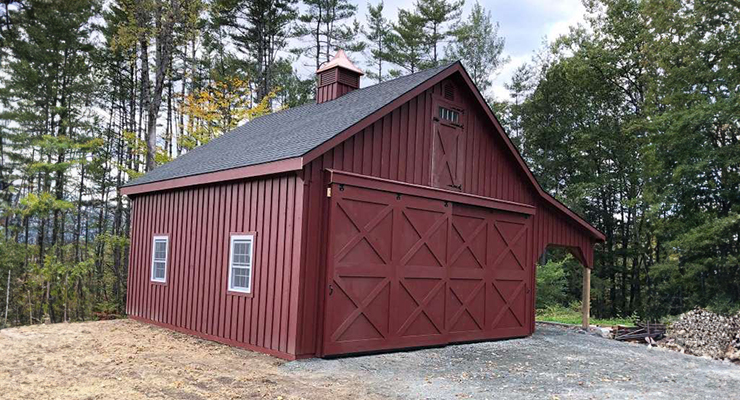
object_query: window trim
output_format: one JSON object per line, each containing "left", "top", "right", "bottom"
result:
{"left": 227, "top": 233, "right": 256, "bottom": 295}
{"left": 150, "top": 235, "right": 169, "bottom": 284}
{"left": 438, "top": 105, "right": 461, "bottom": 125}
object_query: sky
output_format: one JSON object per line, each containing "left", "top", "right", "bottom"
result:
{"left": 293, "top": 0, "right": 587, "bottom": 101}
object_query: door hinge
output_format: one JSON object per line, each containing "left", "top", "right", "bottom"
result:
{"left": 448, "top": 183, "right": 462, "bottom": 191}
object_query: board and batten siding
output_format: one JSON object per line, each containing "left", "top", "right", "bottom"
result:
{"left": 296, "top": 77, "right": 596, "bottom": 356}
{"left": 126, "top": 173, "right": 305, "bottom": 359}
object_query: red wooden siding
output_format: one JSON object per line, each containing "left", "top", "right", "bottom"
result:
{"left": 296, "top": 76, "right": 595, "bottom": 356}
{"left": 320, "top": 180, "right": 532, "bottom": 356}
{"left": 126, "top": 173, "right": 305, "bottom": 359}
{"left": 304, "top": 78, "right": 537, "bottom": 205}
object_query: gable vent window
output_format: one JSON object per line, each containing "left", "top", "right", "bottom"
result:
{"left": 439, "top": 106, "right": 460, "bottom": 124}
{"left": 444, "top": 84, "right": 455, "bottom": 100}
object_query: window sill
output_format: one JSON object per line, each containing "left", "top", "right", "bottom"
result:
{"left": 150, "top": 280, "right": 168, "bottom": 286}
{"left": 227, "top": 289, "right": 253, "bottom": 298}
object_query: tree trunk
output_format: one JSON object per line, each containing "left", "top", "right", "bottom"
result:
{"left": 141, "top": 33, "right": 153, "bottom": 171}
{"left": 3, "top": 269, "right": 9, "bottom": 328}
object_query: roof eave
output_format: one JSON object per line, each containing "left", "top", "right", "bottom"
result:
{"left": 119, "top": 157, "right": 303, "bottom": 196}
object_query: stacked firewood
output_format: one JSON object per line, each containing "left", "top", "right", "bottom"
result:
{"left": 660, "top": 308, "right": 740, "bottom": 360}
{"left": 613, "top": 322, "right": 666, "bottom": 343}
{"left": 727, "top": 329, "right": 740, "bottom": 361}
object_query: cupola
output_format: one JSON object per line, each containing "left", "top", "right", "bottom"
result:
{"left": 316, "top": 50, "right": 364, "bottom": 104}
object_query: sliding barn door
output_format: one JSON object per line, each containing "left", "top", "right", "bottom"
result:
{"left": 321, "top": 181, "right": 531, "bottom": 356}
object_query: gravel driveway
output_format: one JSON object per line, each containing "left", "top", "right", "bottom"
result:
{"left": 1, "top": 320, "right": 738, "bottom": 399}
{"left": 285, "top": 323, "right": 740, "bottom": 400}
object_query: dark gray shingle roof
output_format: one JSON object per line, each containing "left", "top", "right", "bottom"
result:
{"left": 124, "top": 63, "right": 455, "bottom": 187}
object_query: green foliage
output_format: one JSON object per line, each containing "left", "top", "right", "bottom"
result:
{"left": 415, "top": 0, "right": 464, "bottom": 65}
{"left": 363, "top": 1, "right": 392, "bottom": 83}
{"left": 706, "top": 294, "right": 740, "bottom": 317}
{"left": 295, "top": 0, "right": 365, "bottom": 70}
{"left": 214, "top": 0, "right": 296, "bottom": 102}
{"left": 506, "top": 0, "right": 740, "bottom": 320}
{"left": 536, "top": 259, "right": 568, "bottom": 309}
{"left": 272, "top": 59, "right": 315, "bottom": 107}
{"left": 445, "top": 2, "right": 507, "bottom": 94}
{"left": 386, "top": 8, "right": 428, "bottom": 75}
{"left": 386, "top": 0, "right": 466, "bottom": 74}
{"left": 18, "top": 193, "right": 73, "bottom": 218}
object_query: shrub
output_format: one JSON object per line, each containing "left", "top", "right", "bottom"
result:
{"left": 536, "top": 259, "right": 567, "bottom": 309}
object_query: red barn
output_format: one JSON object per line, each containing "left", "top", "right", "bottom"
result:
{"left": 121, "top": 51, "right": 605, "bottom": 360}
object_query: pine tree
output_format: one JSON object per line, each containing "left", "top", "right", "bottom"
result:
{"left": 446, "top": 2, "right": 507, "bottom": 94}
{"left": 1, "top": 0, "right": 101, "bottom": 323}
{"left": 386, "top": 8, "right": 427, "bottom": 75}
{"left": 503, "top": 64, "right": 533, "bottom": 147}
{"left": 363, "top": 1, "right": 391, "bottom": 83}
{"left": 272, "top": 58, "right": 315, "bottom": 107}
{"left": 115, "top": 0, "right": 197, "bottom": 172}
{"left": 215, "top": 0, "right": 297, "bottom": 104}
{"left": 295, "top": 0, "right": 366, "bottom": 71}
{"left": 415, "top": 0, "right": 464, "bottom": 65}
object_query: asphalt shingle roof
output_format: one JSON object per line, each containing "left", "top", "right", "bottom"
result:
{"left": 124, "top": 62, "right": 455, "bottom": 187}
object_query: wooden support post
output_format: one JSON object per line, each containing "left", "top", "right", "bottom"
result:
{"left": 582, "top": 266, "right": 591, "bottom": 329}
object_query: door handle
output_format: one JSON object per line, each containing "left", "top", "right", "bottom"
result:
{"left": 329, "top": 284, "right": 334, "bottom": 296}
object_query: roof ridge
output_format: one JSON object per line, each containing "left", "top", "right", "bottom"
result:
{"left": 351, "top": 61, "right": 457, "bottom": 94}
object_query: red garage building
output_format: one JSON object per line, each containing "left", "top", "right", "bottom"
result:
{"left": 121, "top": 51, "right": 605, "bottom": 360}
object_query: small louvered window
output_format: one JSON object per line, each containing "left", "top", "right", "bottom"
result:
{"left": 439, "top": 106, "right": 460, "bottom": 124}
{"left": 444, "top": 84, "right": 455, "bottom": 100}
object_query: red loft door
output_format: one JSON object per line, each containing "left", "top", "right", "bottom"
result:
{"left": 431, "top": 120, "right": 465, "bottom": 191}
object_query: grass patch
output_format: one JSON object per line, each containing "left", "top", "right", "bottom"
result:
{"left": 536, "top": 304, "right": 635, "bottom": 327}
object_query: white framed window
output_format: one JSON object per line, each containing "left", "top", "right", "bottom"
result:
{"left": 151, "top": 235, "right": 169, "bottom": 283}
{"left": 228, "top": 234, "right": 255, "bottom": 293}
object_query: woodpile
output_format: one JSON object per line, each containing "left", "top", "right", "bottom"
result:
{"left": 727, "top": 330, "right": 740, "bottom": 361}
{"left": 660, "top": 308, "right": 740, "bottom": 361}
{"left": 613, "top": 322, "right": 666, "bottom": 343}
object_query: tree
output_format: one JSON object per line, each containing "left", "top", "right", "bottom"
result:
{"left": 642, "top": 0, "right": 740, "bottom": 314}
{"left": 179, "top": 76, "right": 274, "bottom": 149}
{"left": 294, "top": 0, "right": 366, "bottom": 71}
{"left": 415, "top": 0, "right": 464, "bottom": 65}
{"left": 272, "top": 58, "right": 315, "bottom": 107}
{"left": 445, "top": 2, "right": 507, "bottom": 94}
{"left": 214, "top": 0, "right": 296, "bottom": 104}
{"left": 1, "top": 0, "right": 101, "bottom": 323}
{"left": 386, "top": 8, "right": 427, "bottom": 75}
{"left": 115, "top": 0, "right": 196, "bottom": 172}
{"left": 363, "top": 1, "right": 391, "bottom": 83}
{"left": 516, "top": 8, "right": 652, "bottom": 318}
{"left": 503, "top": 64, "right": 534, "bottom": 147}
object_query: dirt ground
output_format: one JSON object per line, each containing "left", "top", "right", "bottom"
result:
{"left": 1, "top": 319, "right": 739, "bottom": 400}
{"left": 0, "top": 319, "right": 378, "bottom": 400}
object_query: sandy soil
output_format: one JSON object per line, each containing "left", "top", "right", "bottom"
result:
{"left": 0, "top": 319, "right": 380, "bottom": 400}
{"left": 2, "top": 320, "right": 739, "bottom": 399}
